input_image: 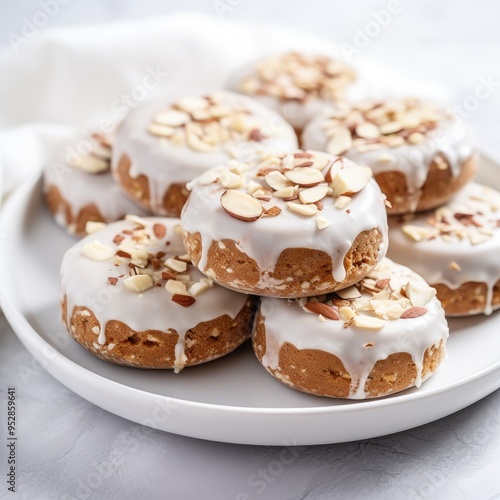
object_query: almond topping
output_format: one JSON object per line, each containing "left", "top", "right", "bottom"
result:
{"left": 85, "top": 221, "right": 106, "bottom": 234}
{"left": 147, "top": 123, "right": 175, "bottom": 138}
{"left": 355, "top": 122, "right": 380, "bottom": 140}
{"left": 336, "top": 286, "right": 362, "bottom": 300}
{"left": 165, "top": 280, "right": 189, "bottom": 295}
{"left": 154, "top": 110, "right": 190, "bottom": 127}
{"left": 352, "top": 316, "right": 386, "bottom": 329}
{"left": 299, "top": 185, "right": 329, "bottom": 204}
{"left": 316, "top": 215, "right": 331, "bottom": 229}
{"left": 82, "top": 241, "right": 115, "bottom": 261}
{"left": 330, "top": 165, "right": 372, "bottom": 197}
{"left": 124, "top": 274, "right": 154, "bottom": 293}
{"left": 220, "top": 189, "right": 263, "bottom": 222}
{"left": 400, "top": 306, "right": 428, "bottom": 319}
{"left": 171, "top": 294, "right": 196, "bottom": 307}
{"left": 265, "top": 170, "right": 292, "bottom": 191}
{"left": 304, "top": 302, "right": 340, "bottom": 320}
{"left": 326, "top": 127, "right": 352, "bottom": 156}
{"left": 284, "top": 167, "right": 324, "bottom": 187}
{"left": 153, "top": 223, "right": 166, "bottom": 239}
{"left": 286, "top": 202, "right": 318, "bottom": 217}
{"left": 165, "top": 257, "right": 187, "bottom": 273}
{"left": 262, "top": 206, "right": 282, "bottom": 217}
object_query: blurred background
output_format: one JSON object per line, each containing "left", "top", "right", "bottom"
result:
{"left": 1, "top": 0, "right": 498, "bottom": 152}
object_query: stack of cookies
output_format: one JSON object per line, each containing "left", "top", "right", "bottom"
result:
{"left": 48, "top": 50, "right": 497, "bottom": 400}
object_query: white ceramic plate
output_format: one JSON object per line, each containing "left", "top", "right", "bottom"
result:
{"left": 1, "top": 156, "right": 500, "bottom": 446}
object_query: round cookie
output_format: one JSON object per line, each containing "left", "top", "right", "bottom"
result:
{"left": 388, "top": 182, "right": 500, "bottom": 316}
{"left": 44, "top": 133, "right": 147, "bottom": 237}
{"left": 60, "top": 216, "right": 256, "bottom": 371}
{"left": 228, "top": 51, "right": 356, "bottom": 133}
{"left": 111, "top": 90, "right": 298, "bottom": 217}
{"left": 181, "top": 149, "right": 389, "bottom": 298}
{"left": 301, "top": 97, "right": 477, "bottom": 214}
{"left": 253, "top": 258, "right": 448, "bottom": 399}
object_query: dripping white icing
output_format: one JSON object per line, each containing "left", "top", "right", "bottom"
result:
{"left": 258, "top": 258, "right": 449, "bottom": 399}
{"left": 60, "top": 217, "right": 249, "bottom": 370}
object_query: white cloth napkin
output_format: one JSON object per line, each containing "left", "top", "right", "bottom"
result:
{"left": 0, "top": 12, "right": 447, "bottom": 200}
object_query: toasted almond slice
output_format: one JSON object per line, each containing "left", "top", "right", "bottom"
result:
{"left": 326, "top": 127, "right": 352, "bottom": 156}
{"left": 147, "top": 123, "right": 176, "bottom": 138}
{"left": 330, "top": 165, "right": 373, "bottom": 197}
{"left": 154, "top": 109, "right": 190, "bottom": 127}
{"left": 309, "top": 152, "right": 332, "bottom": 170}
{"left": 247, "top": 181, "right": 263, "bottom": 195}
{"left": 220, "top": 189, "right": 263, "bottom": 222}
{"left": 324, "top": 158, "right": 343, "bottom": 183}
{"left": 124, "top": 274, "right": 154, "bottom": 293}
{"left": 304, "top": 302, "right": 340, "bottom": 320}
{"left": 338, "top": 306, "right": 356, "bottom": 321}
{"left": 91, "top": 144, "right": 112, "bottom": 160}
{"left": 176, "top": 254, "right": 192, "bottom": 263}
{"left": 265, "top": 170, "right": 293, "bottom": 191}
{"left": 188, "top": 280, "right": 212, "bottom": 297}
{"left": 299, "top": 184, "right": 329, "bottom": 204}
{"left": 82, "top": 240, "right": 115, "bottom": 261}
{"left": 176, "top": 96, "right": 209, "bottom": 113}
{"left": 171, "top": 294, "right": 196, "bottom": 307}
{"left": 165, "top": 279, "right": 189, "bottom": 295}
{"left": 352, "top": 315, "right": 386, "bottom": 329}
{"left": 186, "top": 129, "right": 216, "bottom": 152}
{"left": 284, "top": 167, "right": 324, "bottom": 187}
{"left": 316, "top": 215, "right": 331, "bottom": 229}
{"left": 400, "top": 306, "right": 428, "bottom": 319}
{"left": 85, "top": 221, "right": 106, "bottom": 234}
{"left": 355, "top": 122, "right": 380, "bottom": 140}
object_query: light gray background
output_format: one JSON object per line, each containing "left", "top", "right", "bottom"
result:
{"left": 1, "top": 1, "right": 500, "bottom": 499}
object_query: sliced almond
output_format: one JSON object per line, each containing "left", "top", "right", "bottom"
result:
{"left": 338, "top": 306, "right": 356, "bottom": 321}
{"left": 402, "top": 224, "right": 432, "bottom": 242}
{"left": 165, "top": 279, "right": 189, "bottom": 295}
{"left": 220, "top": 189, "right": 263, "bottom": 222}
{"left": 407, "top": 132, "right": 426, "bottom": 145}
{"left": 153, "top": 223, "right": 166, "bottom": 239}
{"left": 352, "top": 315, "right": 386, "bottom": 330}
{"left": 336, "top": 286, "right": 362, "bottom": 300}
{"left": 147, "top": 123, "right": 175, "bottom": 138}
{"left": 299, "top": 184, "right": 329, "bottom": 204}
{"left": 124, "top": 274, "right": 154, "bottom": 293}
{"left": 379, "top": 121, "right": 402, "bottom": 135}
{"left": 188, "top": 280, "right": 212, "bottom": 297}
{"left": 326, "top": 127, "right": 352, "bottom": 156}
{"left": 165, "top": 257, "right": 187, "bottom": 273}
{"left": 71, "top": 154, "right": 109, "bottom": 174}
{"left": 355, "top": 122, "right": 380, "bottom": 140}
{"left": 171, "top": 294, "right": 196, "bottom": 307}
{"left": 330, "top": 165, "right": 372, "bottom": 197}
{"left": 265, "top": 170, "right": 293, "bottom": 191}
{"left": 284, "top": 167, "right": 324, "bottom": 187}
{"left": 82, "top": 241, "right": 115, "bottom": 261}
{"left": 404, "top": 281, "right": 436, "bottom": 307}
{"left": 400, "top": 306, "right": 428, "bottom": 319}
{"left": 85, "top": 221, "right": 106, "bottom": 234}
{"left": 333, "top": 195, "right": 351, "bottom": 210}
{"left": 273, "top": 186, "right": 297, "bottom": 198}
{"left": 218, "top": 170, "right": 244, "bottom": 189}
{"left": 154, "top": 110, "right": 190, "bottom": 127}
{"left": 286, "top": 202, "right": 318, "bottom": 217}
{"left": 176, "top": 96, "right": 209, "bottom": 113}
{"left": 304, "top": 302, "right": 340, "bottom": 320}
{"left": 448, "top": 261, "right": 462, "bottom": 271}
{"left": 316, "top": 215, "right": 331, "bottom": 229}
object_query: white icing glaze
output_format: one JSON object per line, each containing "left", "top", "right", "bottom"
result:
{"left": 43, "top": 161, "right": 147, "bottom": 236}
{"left": 181, "top": 151, "right": 388, "bottom": 296}
{"left": 302, "top": 102, "right": 475, "bottom": 211}
{"left": 111, "top": 89, "right": 298, "bottom": 215}
{"left": 258, "top": 258, "right": 449, "bottom": 399}
{"left": 60, "top": 217, "right": 249, "bottom": 371}
{"left": 227, "top": 52, "right": 355, "bottom": 130}
{"left": 387, "top": 183, "right": 500, "bottom": 315}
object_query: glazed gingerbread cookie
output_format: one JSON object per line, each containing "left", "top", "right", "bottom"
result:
{"left": 253, "top": 258, "right": 448, "bottom": 399}
{"left": 181, "top": 149, "right": 388, "bottom": 298}
{"left": 388, "top": 183, "right": 500, "bottom": 316}
{"left": 301, "top": 97, "right": 477, "bottom": 214}
{"left": 111, "top": 90, "right": 298, "bottom": 216}
{"left": 60, "top": 216, "right": 256, "bottom": 371}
